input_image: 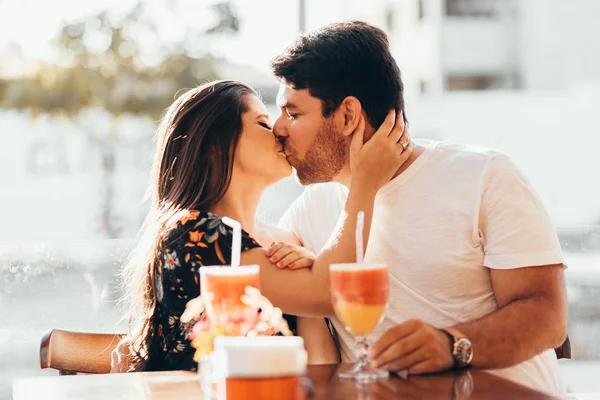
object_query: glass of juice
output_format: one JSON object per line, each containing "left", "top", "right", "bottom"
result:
{"left": 200, "top": 265, "right": 260, "bottom": 325}
{"left": 329, "top": 263, "right": 389, "bottom": 382}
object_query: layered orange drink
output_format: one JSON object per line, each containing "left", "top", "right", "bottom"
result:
{"left": 330, "top": 263, "right": 389, "bottom": 336}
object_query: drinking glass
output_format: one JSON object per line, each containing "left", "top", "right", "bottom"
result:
{"left": 200, "top": 265, "right": 260, "bottom": 324}
{"left": 330, "top": 263, "right": 389, "bottom": 382}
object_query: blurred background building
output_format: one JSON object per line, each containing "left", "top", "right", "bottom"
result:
{"left": 326, "top": 0, "right": 600, "bottom": 93}
{"left": 1, "top": 0, "right": 599, "bottom": 398}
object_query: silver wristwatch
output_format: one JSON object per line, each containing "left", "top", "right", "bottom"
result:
{"left": 441, "top": 327, "right": 473, "bottom": 368}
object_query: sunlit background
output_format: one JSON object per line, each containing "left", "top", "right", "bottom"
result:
{"left": 1, "top": 0, "right": 599, "bottom": 398}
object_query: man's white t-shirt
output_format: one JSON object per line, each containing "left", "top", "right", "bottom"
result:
{"left": 279, "top": 139, "right": 565, "bottom": 395}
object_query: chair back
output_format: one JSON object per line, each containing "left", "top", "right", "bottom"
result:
{"left": 40, "top": 329, "right": 124, "bottom": 375}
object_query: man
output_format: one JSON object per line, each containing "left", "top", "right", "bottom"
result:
{"left": 271, "top": 21, "right": 567, "bottom": 394}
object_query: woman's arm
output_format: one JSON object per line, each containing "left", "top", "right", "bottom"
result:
{"left": 242, "top": 185, "right": 378, "bottom": 316}
{"left": 241, "top": 111, "right": 411, "bottom": 317}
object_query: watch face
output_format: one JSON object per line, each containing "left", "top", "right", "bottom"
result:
{"left": 454, "top": 338, "right": 473, "bottom": 366}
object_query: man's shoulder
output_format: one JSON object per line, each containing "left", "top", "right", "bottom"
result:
{"left": 294, "top": 182, "right": 348, "bottom": 208}
{"left": 280, "top": 182, "right": 347, "bottom": 229}
{"left": 421, "top": 139, "right": 509, "bottom": 172}
{"left": 430, "top": 140, "right": 504, "bottom": 160}
{"left": 280, "top": 183, "right": 347, "bottom": 252}
{"left": 257, "top": 220, "right": 299, "bottom": 245}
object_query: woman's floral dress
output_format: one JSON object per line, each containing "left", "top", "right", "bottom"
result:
{"left": 145, "top": 211, "right": 297, "bottom": 371}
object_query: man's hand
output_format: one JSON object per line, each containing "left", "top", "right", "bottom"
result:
{"left": 266, "top": 242, "right": 315, "bottom": 270}
{"left": 369, "top": 319, "right": 454, "bottom": 375}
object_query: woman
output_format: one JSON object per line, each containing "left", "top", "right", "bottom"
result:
{"left": 119, "top": 80, "right": 411, "bottom": 372}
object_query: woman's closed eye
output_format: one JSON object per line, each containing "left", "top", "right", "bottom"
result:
{"left": 258, "top": 122, "right": 272, "bottom": 130}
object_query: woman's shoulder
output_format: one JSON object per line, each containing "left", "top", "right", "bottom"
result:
{"left": 163, "top": 210, "right": 260, "bottom": 254}
{"left": 164, "top": 211, "right": 222, "bottom": 245}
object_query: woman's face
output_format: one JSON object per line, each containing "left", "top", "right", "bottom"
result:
{"left": 234, "top": 95, "right": 292, "bottom": 184}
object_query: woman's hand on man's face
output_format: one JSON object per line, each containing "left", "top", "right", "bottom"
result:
{"left": 349, "top": 110, "right": 413, "bottom": 193}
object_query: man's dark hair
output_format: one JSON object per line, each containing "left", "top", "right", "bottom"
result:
{"left": 271, "top": 20, "right": 406, "bottom": 128}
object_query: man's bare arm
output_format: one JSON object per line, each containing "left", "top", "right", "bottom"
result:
{"left": 452, "top": 264, "right": 567, "bottom": 368}
{"left": 370, "top": 264, "right": 567, "bottom": 373}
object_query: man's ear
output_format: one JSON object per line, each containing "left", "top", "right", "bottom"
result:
{"left": 339, "top": 96, "right": 363, "bottom": 137}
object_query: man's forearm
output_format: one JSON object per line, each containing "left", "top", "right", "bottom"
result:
{"left": 452, "top": 294, "right": 567, "bottom": 369}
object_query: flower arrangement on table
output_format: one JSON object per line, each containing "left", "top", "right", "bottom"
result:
{"left": 180, "top": 286, "right": 293, "bottom": 362}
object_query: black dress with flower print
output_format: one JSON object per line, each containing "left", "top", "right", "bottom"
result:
{"left": 145, "top": 211, "right": 297, "bottom": 371}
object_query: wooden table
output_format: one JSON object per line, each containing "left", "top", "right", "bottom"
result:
{"left": 13, "top": 363, "right": 572, "bottom": 399}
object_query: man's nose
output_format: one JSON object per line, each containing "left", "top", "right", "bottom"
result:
{"left": 273, "top": 115, "right": 288, "bottom": 138}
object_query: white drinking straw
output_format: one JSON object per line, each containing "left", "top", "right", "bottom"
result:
{"left": 222, "top": 217, "right": 241, "bottom": 268}
{"left": 355, "top": 211, "right": 365, "bottom": 264}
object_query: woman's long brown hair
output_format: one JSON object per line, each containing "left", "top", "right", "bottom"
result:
{"left": 122, "top": 80, "right": 258, "bottom": 371}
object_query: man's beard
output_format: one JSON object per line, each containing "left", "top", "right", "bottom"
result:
{"left": 293, "top": 118, "right": 348, "bottom": 185}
